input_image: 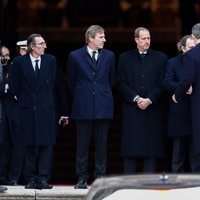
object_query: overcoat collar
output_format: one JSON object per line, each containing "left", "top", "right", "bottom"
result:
{"left": 23, "top": 54, "right": 48, "bottom": 91}
{"left": 81, "top": 45, "right": 105, "bottom": 70}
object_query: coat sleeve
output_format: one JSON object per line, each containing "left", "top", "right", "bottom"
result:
{"left": 54, "top": 66, "right": 69, "bottom": 116}
{"left": 66, "top": 53, "right": 76, "bottom": 93}
{"left": 11, "top": 57, "right": 22, "bottom": 98}
{"left": 175, "top": 54, "right": 195, "bottom": 102}
{"left": 117, "top": 56, "right": 137, "bottom": 103}
{"left": 163, "top": 60, "right": 179, "bottom": 93}
{"left": 147, "top": 55, "right": 167, "bottom": 104}
{"left": 109, "top": 52, "right": 116, "bottom": 87}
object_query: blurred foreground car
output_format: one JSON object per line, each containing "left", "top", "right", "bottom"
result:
{"left": 84, "top": 174, "right": 200, "bottom": 200}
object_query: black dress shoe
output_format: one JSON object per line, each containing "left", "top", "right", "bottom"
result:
{"left": 25, "top": 181, "right": 35, "bottom": 189}
{"left": 36, "top": 181, "right": 53, "bottom": 189}
{"left": 74, "top": 178, "right": 87, "bottom": 189}
{"left": 8, "top": 180, "right": 18, "bottom": 186}
{"left": 0, "top": 186, "right": 7, "bottom": 193}
{"left": 0, "top": 178, "right": 7, "bottom": 185}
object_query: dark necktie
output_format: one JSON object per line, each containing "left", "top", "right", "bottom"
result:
{"left": 140, "top": 53, "right": 146, "bottom": 63}
{"left": 92, "top": 51, "right": 97, "bottom": 66}
{"left": 140, "top": 53, "right": 146, "bottom": 59}
{"left": 35, "top": 59, "right": 40, "bottom": 79}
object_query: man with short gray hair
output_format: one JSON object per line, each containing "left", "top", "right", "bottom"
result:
{"left": 191, "top": 23, "right": 200, "bottom": 41}
{"left": 164, "top": 35, "right": 200, "bottom": 172}
{"left": 173, "top": 23, "right": 200, "bottom": 155}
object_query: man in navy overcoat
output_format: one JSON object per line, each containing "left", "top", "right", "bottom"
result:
{"left": 12, "top": 33, "right": 57, "bottom": 189}
{"left": 174, "top": 23, "right": 200, "bottom": 155}
{"left": 164, "top": 35, "right": 200, "bottom": 172}
{"left": 67, "top": 25, "right": 115, "bottom": 189}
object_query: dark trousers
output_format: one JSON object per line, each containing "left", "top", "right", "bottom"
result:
{"left": 0, "top": 106, "right": 25, "bottom": 183}
{"left": 75, "top": 119, "right": 110, "bottom": 180}
{"left": 172, "top": 136, "right": 200, "bottom": 172}
{"left": 9, "top": 145, "right": 25, "bottom": 182}
{"left": 0, "top": 113, "right": 12, "bottom": 183}
{"left": 123, "top": 157, "right": 156, "bottom": 174}
{"left": 25, "top": 145, "right": 53, "bottom": 183}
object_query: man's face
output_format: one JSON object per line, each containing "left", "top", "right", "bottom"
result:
{"left": 31, "top": 36, "right": 47, "bottom": 57}
{"left": 1, "top": 47, "right": 10, "bottom": 66}
{"left": 89, "top": 32, "right": 106, "bottom": 50}
{"left": 135, "top": 30, "right": 151, "bottom": 52}
{"left": 182, "top": 38, "right": 196, "bottom": 53}
{"left": 1, "top": 47, "right": 10, "bottom": 60}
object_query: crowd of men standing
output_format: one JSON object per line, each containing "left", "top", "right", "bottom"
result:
{"left": 1, "top": 23, "right": 200, "bottom": 192}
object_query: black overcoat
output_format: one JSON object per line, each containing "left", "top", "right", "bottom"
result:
{"left": 118, "top": 49, "right": 167, "bottom": 157}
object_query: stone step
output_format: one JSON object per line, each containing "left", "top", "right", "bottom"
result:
{"left": 0, "top": 186, "right": 88, "bottom": 200}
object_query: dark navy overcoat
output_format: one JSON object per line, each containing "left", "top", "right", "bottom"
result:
{"left": 163, "top": 55, "right": 192, "bottom": 137}
{"left": 67, "top": 45, "right": 115, "bottom": 120}
{"left": 175, "top": 44, "right": 200, "bottom": 153}
{"left": 12, "top": 54, "right": 56, "bottom": 145}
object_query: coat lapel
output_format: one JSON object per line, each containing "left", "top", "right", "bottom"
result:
{"left": 37, "top": 56, "right": 48, "bottom": 85}
{"left": 22, "top": 55, "right": 37, "bottom": 89}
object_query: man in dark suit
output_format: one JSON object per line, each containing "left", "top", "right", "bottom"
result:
{"left": 12, "top": 33, "right": 66, "bottom": 189}
{"left": 0, "top": 44, "right": 8, "bottom": 193}
{"left": 173, "top": 23, "right": 200, "bottom": 155}
{"left": 0, "top": 45, "right": 11, "bottom": 185}
{"left": 164, "top": 35, "right": 200, "bottom": 172}
{"left": 0, "top": 44, "right": 25, "bottom": 186}
{"left": 67, "top": 25, "right": 115, "bottom": 189}
{"left": 117, "top": 27, "right": 167, "bottom": 174}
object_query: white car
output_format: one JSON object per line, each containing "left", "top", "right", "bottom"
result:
{"left": 84, "top": 174, "right": 200, "bottom": 200}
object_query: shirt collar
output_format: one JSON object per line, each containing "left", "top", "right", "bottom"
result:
{"left": 29, "top": 54, "right": 41, "bottom": 63}
{"left": 139, "top": 51, "right": 147, "bottom": 54}
{"left": 87, "top": 46, "right": 98, "bottom": 56}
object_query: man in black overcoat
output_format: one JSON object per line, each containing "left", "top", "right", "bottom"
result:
{"left": 117, "top": 27, "right": 167, "bottom": 173}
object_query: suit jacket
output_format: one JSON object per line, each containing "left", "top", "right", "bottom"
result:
{"left": 0, "top": 64, "right": 19, "bottom": 143}
{"left": 163, "top": 55, "right": 192, "bottom": 137}
{"left": 0, "top": 65, "right": 3, "bottom": 143}
{"left": 12, "top": 54, "right": 56, "bottom": 145}
{"left": 66, "top": 45, "right": 115, "bottom": 119}
{"left": 117, "top": 48, "right": 167, "bottom": 157}
{"left": 175, "top": 43, "right": 200, "bottom": 153}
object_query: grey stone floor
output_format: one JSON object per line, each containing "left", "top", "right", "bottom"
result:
{"left": 0, "top": 186, "right": 89, "bottom": 200}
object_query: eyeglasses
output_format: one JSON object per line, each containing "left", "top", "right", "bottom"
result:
{"left": 34, "top": 42, "right": 47, "bottom": 46}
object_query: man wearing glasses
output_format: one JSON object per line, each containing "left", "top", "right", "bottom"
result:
{"left": 12, "top": 33, "right": 63, "bottom": 189}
